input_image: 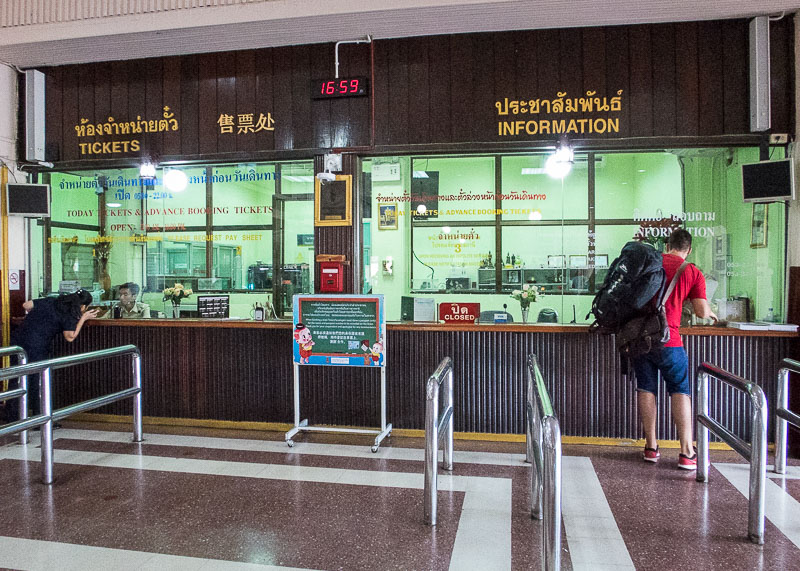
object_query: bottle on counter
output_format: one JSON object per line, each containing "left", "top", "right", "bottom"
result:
{"left": 766, "top": 307, "right": 775, "bottom": 322}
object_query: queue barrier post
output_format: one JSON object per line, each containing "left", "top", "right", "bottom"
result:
{"left": 775, "top": 358, "right": 800, "bottom": 475}
{"left": 424, "top": 356, "right": 454, "bottom": 526}
{"left": 0, "top": 346, "right": 29, "bottom": 445}
{"left": 0, "top": 344, "right": 143, "bottom": 485}
{"left": 695, "top": 363, "right": 767, "bottom": 545}
{"left": 526, "top": 354, "right": 562, "bottom": 571}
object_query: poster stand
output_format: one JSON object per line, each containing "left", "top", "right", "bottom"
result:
{"left": 285, "top": 294, "right": 391, "bottom": 452}
{"left": 285, "top": 362, "right": 392, "bottom": 453}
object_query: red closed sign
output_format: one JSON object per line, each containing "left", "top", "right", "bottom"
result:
{"left": 439, "top": 302, "right": 480, "bottom": 324}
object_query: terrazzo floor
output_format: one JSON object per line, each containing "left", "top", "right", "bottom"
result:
{"left": 0, "top": 422, "right": 798, "bottom": 570}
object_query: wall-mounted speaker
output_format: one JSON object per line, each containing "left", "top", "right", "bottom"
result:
{"left": 25, "top": 69, "right": 45, "bottom": 162}
{"left": 749, "top": 16, "right": 771, "bottom": 132}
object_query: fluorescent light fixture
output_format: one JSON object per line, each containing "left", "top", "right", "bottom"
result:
{"left": 163, "top": 169, "right": 188, "bottom": 192}
{"left": 416, "top": 204, "right": 427, "bottom": 215}
{"left": 413, "top": 171, "right": 429, "bottom": 178}
{"left": 528, "top": 210, "right": 543, "bottom": 220}
{"left": 442, "top": 226, "right": 451, "bottom": 233}
{"left": 521, "top": 168, "right": 546, "bottom": 175}
{"left": 106, "top": 202, "right": 122, "bottom": 208}
{"left": 545, "top": 141, "right": 574, "bottom": 179}
{"left": 139, "top": 162, "right": 156, "bottom": 180}
{"left": 638, "top": 169, "right": 646, "bottom": 173}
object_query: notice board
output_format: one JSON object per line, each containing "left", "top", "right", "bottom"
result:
{"left": 292, "top": 294, "right": 385, "bottom": 367}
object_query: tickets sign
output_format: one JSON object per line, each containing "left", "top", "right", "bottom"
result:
{"left": 439, "top": 302, "right": 480, "bottom": 324}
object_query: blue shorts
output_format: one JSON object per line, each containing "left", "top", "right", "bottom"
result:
{"left": 632, "top": 346, "right": 690, "bottom": 396}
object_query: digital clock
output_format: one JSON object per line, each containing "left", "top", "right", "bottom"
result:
{"left": 311, "top": 77, "right": 368, "bottom": 99}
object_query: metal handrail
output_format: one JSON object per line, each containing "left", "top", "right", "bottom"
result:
{"left": 0, "top": 346, "right": 29, "bottom": 445}
{"left": 424, "top": 356, "right": 454, "bottom": 526}
{"left": 0, "top": 345, "right": 143, "bottom": 484}
{"left": 696, "top": 362, "right": 767, "bottom": 544}
{"left": 775, "top": 358, "right": 800, "bottom": 474}
{"left": 525, "top": 354, "right": 562, "bottom": 571}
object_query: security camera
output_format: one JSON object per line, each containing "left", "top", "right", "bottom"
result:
{"left": 36, "top": 161, "right": 54, "bottom": 169}
{"left": 316, "top": 171, "right": 337, "bottom": 182}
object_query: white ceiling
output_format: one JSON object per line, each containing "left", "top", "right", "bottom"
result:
{"left": 0, "top": 0, "right": 799, "bottom": 68}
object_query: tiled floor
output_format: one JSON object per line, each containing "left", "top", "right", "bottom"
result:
{"left": 0, "top": 422, "right": 799, "bottom": 570}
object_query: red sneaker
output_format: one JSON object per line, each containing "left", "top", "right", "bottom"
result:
{"left": 643, "top": 446, "right": 660, "bottom": 463}
{"left": 678, "top": 453, "right": 697, "bottom": 470}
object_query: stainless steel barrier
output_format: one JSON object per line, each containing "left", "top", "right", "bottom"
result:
{"left": 424, "top": 356, "right": 454, "bottom": 526}
{"left": 775, "top": 358, "right": 800, "bottom": 475}
{"left": 696, "top": 363, "right": 767, "bottom": 544}
{"left": 525, "top": 354, "right": 562, "bottom": 571}
{"left": 0, "top": 346, "right": 30, "bottom": 445}
{"left": 0, "top": 345, "right": 143, "bottom": 484}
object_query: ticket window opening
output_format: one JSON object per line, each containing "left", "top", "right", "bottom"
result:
{"left": 319, "top": 262, "right": 343, "bottom": 293}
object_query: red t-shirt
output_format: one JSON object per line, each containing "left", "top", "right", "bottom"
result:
{"left": 662, "top": 253, "right": 707, "bottom": 347}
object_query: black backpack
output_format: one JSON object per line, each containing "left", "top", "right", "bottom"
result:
{"left": 588, "top": 241, "right": 669, "bottom": 357}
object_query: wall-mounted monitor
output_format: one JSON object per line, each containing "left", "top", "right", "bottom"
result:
{"left": 742, "top": 158, "right": 795, "bottom": 203}
{"left": 6, "top": 183, "right": 50, "bottom": 217}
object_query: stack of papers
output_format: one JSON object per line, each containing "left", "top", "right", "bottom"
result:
{"left": 727, "top": 322, "right": 799, "bottom": 332}
{"left": 768, "top": 323, "right": 799, "bottom": 332}
{"left": 727, "top": 322, "right": 771, "bottom": 330}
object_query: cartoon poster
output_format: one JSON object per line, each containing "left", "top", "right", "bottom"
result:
{"left": 292, "top": 295, "right": 385, "bottom": 367}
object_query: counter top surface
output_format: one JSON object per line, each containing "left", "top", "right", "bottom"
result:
{"left": 84, "top": 319, "right": 799, "bottom": 336}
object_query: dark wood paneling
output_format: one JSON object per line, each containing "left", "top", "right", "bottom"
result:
{"left": 675, "top": 22, "right": 699, "bottom": 136}
{"left": 388, "top": 37, "right": 409, "bottom": 145}
{"left": 427, "top": 35, "right": 451, "bottom": 145}
{"left": 722, "top": 20, "right": 748, "bottom": 134}
{"left": 216, "top": 52, "right": 237, "bottom": 155}
{"left": 53, "top": 323, "right": 791, "bottom": 439}
{"left": 407, "top": 36, "right": 430, "bottom": 145}
{"left": 604, "top": 26, "right": 629, "bottom": 138}
{"left": 770, "top": 17, "right": 794, "bottom": 134}
{"left": 235, "top": 51, "right": 256, "bottom": 153}
{"left": 697, "top": 20, "right": 725, "bottom": 136}
{"left": 272, "top": 46, "right": 294, "bottom": 151}
{"left": 41, "top": 19, "right": 792, "bottom": 166}
{"left": 651, "top": 24, "right": 676, "bottom": 136}
{"left": 628, "top": 25, "right": 653, "bottom": 137}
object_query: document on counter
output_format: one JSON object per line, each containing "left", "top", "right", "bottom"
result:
{"left": 727, "top": 321, "right": 771, "bottom": 330}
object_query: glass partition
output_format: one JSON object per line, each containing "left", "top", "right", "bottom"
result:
{"left": 364, "top": 148, "right": 788, "bottom": 324}
{"left": 39, "top": 160, "right": 314, "bottom": 319}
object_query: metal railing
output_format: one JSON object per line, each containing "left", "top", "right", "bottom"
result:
{"left": 0, "top": 345, "right": 143, "bottom": 484}
{"left": 696, "top": 363, "right": 767, "bottom": 544}
{"left": 775, "top": 358, "right": 800, "bottom": 475}
{"left": 525, "top": 354, "right": 562, "bottom": 571}
{"left": 0, "top": 346, "right": 30, "bottom": 445}
{"left": 424, "top": 356, "right": 454, "bottom": 526}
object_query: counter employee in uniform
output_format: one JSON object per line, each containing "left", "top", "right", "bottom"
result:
{"left": 109, "top": 282, "right": 151, "bottom": 318}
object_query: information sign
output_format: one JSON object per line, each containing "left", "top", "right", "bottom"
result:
{"left": 292, "top": 294, "right": 385, "bottom": 367}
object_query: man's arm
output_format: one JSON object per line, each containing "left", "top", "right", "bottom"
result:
{"left": 690, "top": 298, "right": 718, "bottom": 322}
{"left": 22, "top": 300, "right": 33, "bottom": 312}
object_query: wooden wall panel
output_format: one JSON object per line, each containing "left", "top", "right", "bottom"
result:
{"left": 697, "top": 20, "right": 725, "bottom": 136}
{"left": 52, "top": 323, "right": 793, "bottom": 439}
{"left": 41, "top": 19, "right": 793, "bottom": 166}
{"left": 675, "top": 22, "right": 699, "bottom": 136}
{"left": 197, "top": 53, "right": 218, "bottom": 156}
{"left": 628, "top": 25, "right": 653, "bottom": 137}
{"left": 651, "top": 24, "right": 676, "bottom": 136}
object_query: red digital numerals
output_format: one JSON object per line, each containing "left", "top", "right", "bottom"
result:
{"left": 314, "top": 78, "right": 365, "bottom": 98}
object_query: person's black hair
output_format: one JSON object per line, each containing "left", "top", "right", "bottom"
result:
{"left": 54, "top": 289, "right": 93, "bottom": 321}
{"left": 667, "top": 228, "right": 692, "bottom": 252}
{"left": 119, "top": 282, "right": 140, "bottom": 296}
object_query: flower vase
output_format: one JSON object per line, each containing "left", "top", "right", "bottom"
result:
{"left": 172, "top": 300, "right": 181, "bottom": 319}
{"left": 521, "top": 308, "right": 529, "bottom": 323}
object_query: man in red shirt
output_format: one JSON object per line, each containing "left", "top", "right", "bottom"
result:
{"left": 633, "top": 229, "right": 717, "bottom": 470}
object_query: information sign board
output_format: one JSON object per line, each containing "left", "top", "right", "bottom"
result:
{"left": 292, "top": 294, "right": 385, "bottom": 367}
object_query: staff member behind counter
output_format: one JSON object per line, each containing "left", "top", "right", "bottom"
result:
{"left": 106, "top": 282, "right": 151, "bottom": 319}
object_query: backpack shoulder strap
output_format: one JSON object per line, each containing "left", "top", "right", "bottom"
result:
{"left": 659, "top": 260, "right": 689, "bottom": 309}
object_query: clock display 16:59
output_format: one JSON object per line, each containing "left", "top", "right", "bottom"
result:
{"left": 311, "top": 77, "right": 369, "bottom": 99}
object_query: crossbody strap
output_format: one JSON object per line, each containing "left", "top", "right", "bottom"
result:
{"left": 659, "top": 260, "right": 689, "bottom": 309}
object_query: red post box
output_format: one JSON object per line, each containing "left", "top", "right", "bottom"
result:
{"left": 319, "top": 261, "right": 344, "bottom": 293}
